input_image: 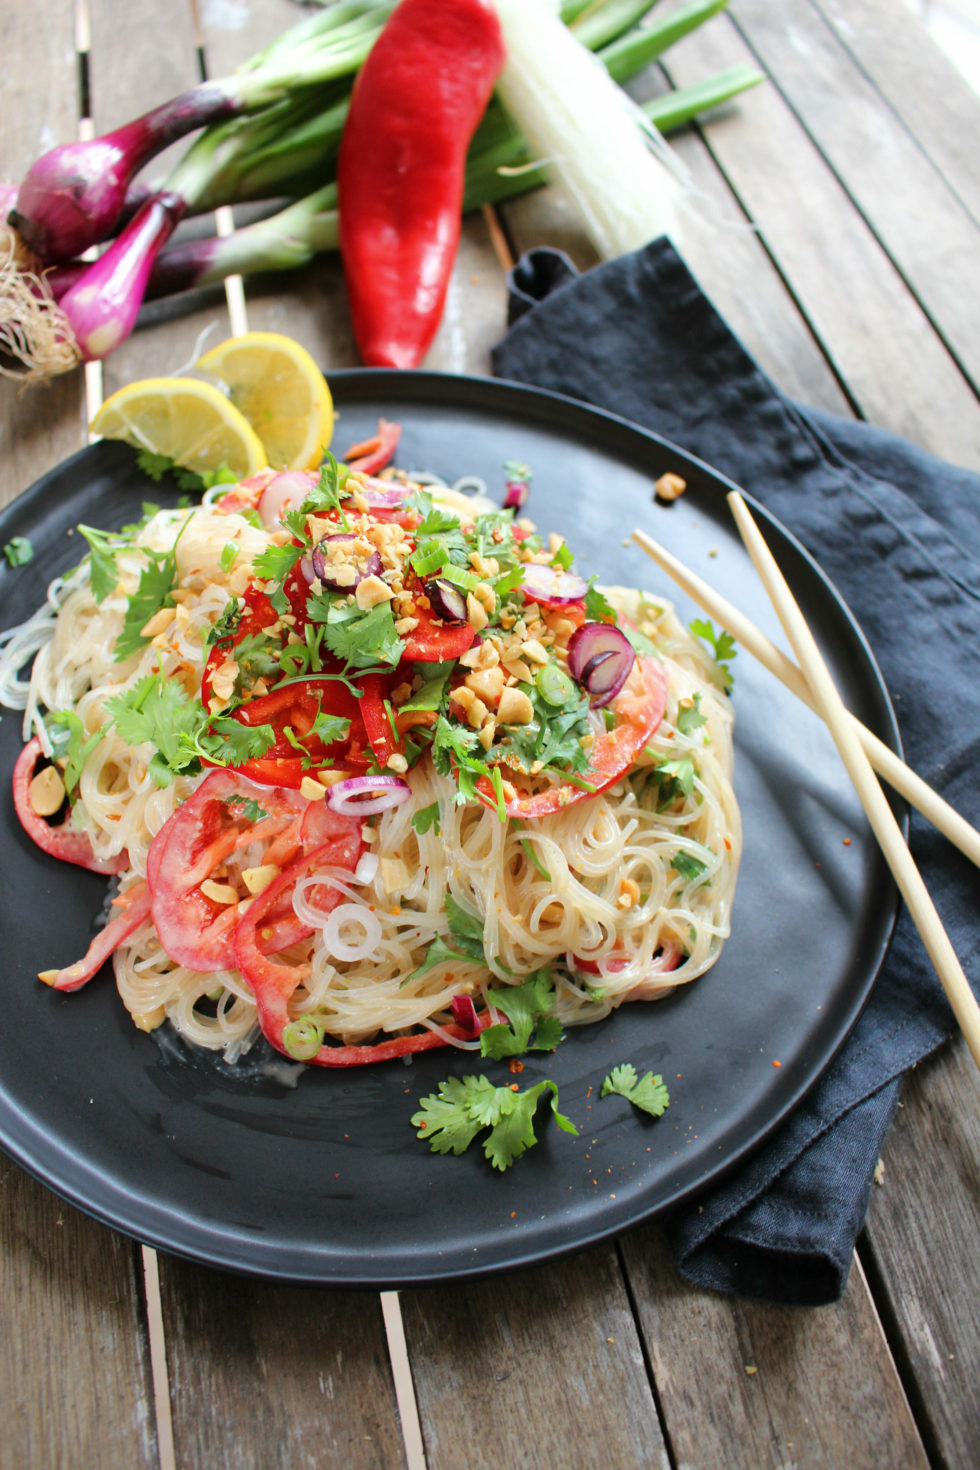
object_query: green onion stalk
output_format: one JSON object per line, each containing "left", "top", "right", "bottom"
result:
{"left": 1, "top": 0, "right": 762, "bottom": 383}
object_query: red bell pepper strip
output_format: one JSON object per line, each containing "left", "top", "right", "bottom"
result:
{"left": 337, "top": 0, "right": 506, "bottom": 369}
{"left": 344, "top": 419, "right": 402, "bottom": 476}
{"left": 13, "top": 738, "right": 129, "bottom": 875}
{"left": 40, "top": 881, "right": 152, "bottom": 992}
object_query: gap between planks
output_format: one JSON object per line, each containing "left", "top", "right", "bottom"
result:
{"left": 73, "top": 3, "right": 429, "bottom": 1460}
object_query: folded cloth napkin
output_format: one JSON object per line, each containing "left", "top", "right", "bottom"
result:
{"left": 492, "top": 239, "right": 980, "bottom": 1306}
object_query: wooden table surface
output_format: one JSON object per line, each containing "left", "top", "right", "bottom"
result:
{"left": 2, "top": 2, "right": 978, "bottom": 1467}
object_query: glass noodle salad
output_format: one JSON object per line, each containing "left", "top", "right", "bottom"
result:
{"left": 0, "top": 442, "right": 741, "bottom": 1067}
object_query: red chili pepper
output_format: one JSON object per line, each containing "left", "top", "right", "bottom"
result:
{"left": 337, "top": 0, "right": 506, "bottom": 369}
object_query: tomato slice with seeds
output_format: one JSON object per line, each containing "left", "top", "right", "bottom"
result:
{"left": 145, "top": 770, "right": 360, "bottom": 972}
{"left": 478, "top": 655, "right": 669, "bottom": 819}
{"left": 234, "top": 844, "right": 493, "bottom": 1066}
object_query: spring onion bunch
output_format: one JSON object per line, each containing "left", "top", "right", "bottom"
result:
{"left": 1, "top": 0, "right": 762, "bottom": 384}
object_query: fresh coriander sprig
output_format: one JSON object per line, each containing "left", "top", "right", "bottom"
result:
{"left": 600, "top": 1063, "right": 670, "bottom": 1118}
{"left": 412, "top": 1074, "right": 578, "bottom": 1170}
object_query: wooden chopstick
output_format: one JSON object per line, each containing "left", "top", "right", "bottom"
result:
{"left": 630, "top": 527, "right": 980, "bottom": 872}
{"left": 725, "top": 491, "right": 980, "bottom": 1072}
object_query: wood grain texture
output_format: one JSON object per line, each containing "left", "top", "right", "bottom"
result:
{"left": 662, "top": 11, "right": 980, "bottom": 468}
{"left": 861, "top": 1039, "right": 980, "bottom": 1470}
{"left": 621, "top": 1224, "right": 928, "bottom": 1470}
{"left": 0, "top": 1160, "right": 157, "bottom": 1470}
{"left": 0, "top": 1, "right": 86, "bottom": 488}
{"left": 158, "top": 1257, "right": 408, "bottom": 1470}
{"left": 815, "top": 0, "right": 980, "bottom": 228}
{"left": 400, "top": 1246, "right": 669, "bottom": 1470}
{"left": 86, "top": 0, "right": 232, "bottom": 397}
{"left": 731, "top": 0, "right": 980, "bottom": 400}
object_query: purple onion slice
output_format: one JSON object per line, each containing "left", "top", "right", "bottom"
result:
{"left": 567, "top": 622, "right": 636, "bottom": 707}
{"left": 350, "top": 476, "right": 412, "bottom": 510}
{"left": 326, "top": 775, "right": 411, "bottom": 816}
{"left": 451, "top": 994, "right": 480, "bottom": 1035}
{"left": 520, "top": 561, "right": 588, "bottom": 605}
{"left": 424, "top": 577, "right": 468, "bottom": 624}
{"left": 257, "top": 471, "right": 317, "bottom": 530}
{"left": 308, "top": 533, "right": 383, "bottom": 591}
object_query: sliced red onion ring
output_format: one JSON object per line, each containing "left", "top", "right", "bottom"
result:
{"left": 424, "top": 577, "right": 468, "bottom": 624}
{"left": 451, "top": 994, "right": 480, "bottom": 1035}
{"left": 567, "top": 621, "right": 636, "bottom": 707}
{"left": 309, "top": 532, "right": 383, "bottom": 591}
{"left": 349, "top": 475, "right": 413, "bottom": 510}
{"left": 257, "top": 471, "right": 317, "bottom": 530}
{"left": 520, "top": 561, "right": 588, "bottom": 604}
{"left": 326, "top": 774, "right": 411, "bottom": 816}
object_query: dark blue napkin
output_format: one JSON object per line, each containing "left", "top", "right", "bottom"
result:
{"left": 493, "top": 240, "right": 980, "bottom": 1306}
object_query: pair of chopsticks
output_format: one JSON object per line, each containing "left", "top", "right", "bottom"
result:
{"left": 632, "top": 496, "right": 980, "bottom": 1073}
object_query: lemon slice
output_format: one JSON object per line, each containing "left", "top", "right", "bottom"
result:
{"left": 90, "top": 378, "right": 268, "bottom": 479}
{"left": 196, "top": 331, "right": 334, "bottom": 472}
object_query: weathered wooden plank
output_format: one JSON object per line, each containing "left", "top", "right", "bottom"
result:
{"left": 815, "top": 0, "right": 980, "bottom": 228}
{"left": 499, "top": 76, "right": 854, "bottom": 416}
{"left": 86, "top": 0, "right": 231, "bottom": 397}
{"left": 158, "top": 1257, "right": 408, "bottom": 1469}
{"left": 860, "top": 1038, "right": 980, "bottom": 1470}
{"left": 0, "top": 1, "right": 87, "bottom": 487}
{"left": 620, "top": 1224, "right": 929, "bottom": 1469}
{"left": 0, "top": 1159, "right": 158, "bottom": 1470}
{"left": 731, "top": 0, "right": 980, "bottom": 399}
{"left": 400, "top": 1246, "right": 670, "bottom": 1470}
{"left": 659, "top": 13, "right": 980, "bottom": 467}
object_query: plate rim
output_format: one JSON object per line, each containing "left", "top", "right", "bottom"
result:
{"left": 0, "top": 368, "right": 903, "bottom": 1285}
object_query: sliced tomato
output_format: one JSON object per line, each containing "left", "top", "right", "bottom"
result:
{"left": 522, "top": 593, "right": 587, "bottom": 621}
{"left": 43, "top": 881, "right": 153, "bottom": 992}
{"left": 401, "top": 601, "right": 476, "bottom": 662}
{"left": 344, "top": 418, "right": 401, "bottom": 477}
{"left": 478, "top": 655, "right": 669, "bottom": 819}
{"left": 235, "top": 847, "right": 493, "bottom": 1066}
{"left": 145, "top": 770, "right": 335, "bottom": 972}
{"left": 214, "top": 468, "right": 279, "bottom": 517}
{"left": 13, "top": 738, "right": 129, "bottom": 875}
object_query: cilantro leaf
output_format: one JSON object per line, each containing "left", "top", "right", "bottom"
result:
{"left": 223, "top": 794, "right": 269, "bottom": 823}
{"left": 644, "top": 753, "right": 696, "bottom": 807}
{"left": 48, "top": 711, "right": 104, "bottom": 796}
{"left": 672, "top": 850, "right": 709, "bottom": 884}
{"left": 584, "top": 579, "right": 617, "bottom": 624}
{"left": 404, "top": 894, "right": 485, "bottom": 981}
{"left": 481, "top": 968, "right": 562, "bottom": 1060}
{"left": 104, "top": 673, "right": 207, "bottom": 784}
{"left": 676, "top": 693, "right": 706, "bottom": 736}
{"left": 3, "top": 536, "right": 34, "bottom": 567}
{"left": 412, "top": 1074, "right": 577, "bottom": 1170}
{"left": 113, "top": 515, "right": 192, "bottom": 663}
{"left": 77, "top": 525, "right": 121, "bottom": 603}
{"left": 690, "top": 618, "right": 737, "bottom": 691}
{"left": 411, "top": 801, "right": 441, "bottom": 836}
{"left": 318, "top": 599, "right": 405, "bottom": 669}
{"left": 600, "top": 1063, "right": 670, "bottom": 1118}
{"left": 254, "top": 541, "right": 303, "bottom": 585}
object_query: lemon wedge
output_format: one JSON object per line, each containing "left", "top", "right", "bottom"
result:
{"left": 196, "top": 331, "right": 334, "bottom": 472}
{"left": 90, "top": 377, "right": 268, "bottom": 480}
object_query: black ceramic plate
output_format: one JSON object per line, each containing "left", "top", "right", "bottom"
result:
{"left": 0, "top": 372, "right": 900, "bottom": 1285}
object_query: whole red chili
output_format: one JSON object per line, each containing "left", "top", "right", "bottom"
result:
{"left": 337, "top": 0, "right": 506, "bottom": 369}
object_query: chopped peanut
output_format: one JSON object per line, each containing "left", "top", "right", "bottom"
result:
{"left": 201, "top": 878, "right": 240, "bottom": 906}
{"left": 317, "top": 768, "right": 351, "bottom": 787}
{"left": 465, "top": 666, "right": 505, "bottom": 705}
{"left": 520, "top": 638, "right": 549, "bottom": 666}
{"left": 497, "top": 686, "right": 534, "bottom": 726}
{"left": 465, "top": 696, "right": 490, "bottom": 730}
{"left": 477, "top": 719, "right": 497, "bottom": 751}
{"left": 37, "top": 969, "right": 59, "bottom": 986}
{"left": 617, "top": 877, "right": 641, "bottom": 910}
{"left": 300, "top": 776, "right": 328, "bottom": 801}
{"left": 655, "top": 472, "right": 687, "bottom": 502}
{"left": 387, "top": 752, "right": 409, "bottom": 773}
{"left": 140, "top": 607, "right": 173, "bottom": 639}
{"left": 210, "top": 659, "right": 239, "bottom": 703}
{"left": 29, "top": 764, "right": 66, "bottom": 817}
{"left": 242, "top": 864, "right": 280, "bottom": 896}
{"left": 466, "top": 592, "right": 489, "bottom": 632}
{"left": 355, "top": 575, "right": 394, "bottom": 610}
